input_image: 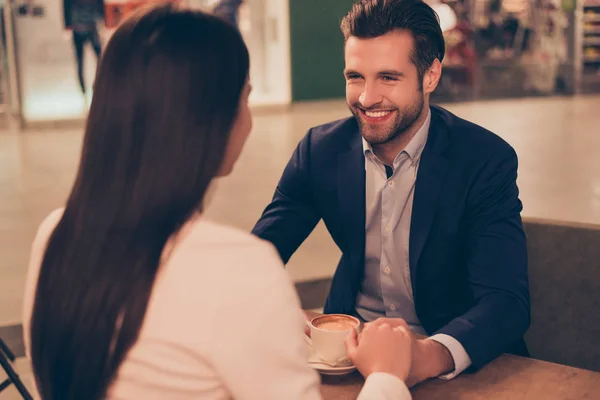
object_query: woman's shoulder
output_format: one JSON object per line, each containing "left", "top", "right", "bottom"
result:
{"left": 28, "top": 208, "right": 65, "bottom": 260}
{"left": 36, "top": 208, "right": 65, "bottom": 238}
{"left": 161, "top": 218, "right": 287, "bottom": 293}
{"left": 181, "top": 218, "right": 281, "bottom": 261}
{"left": 152, "top": 218, "right": 296, "bottom": 339}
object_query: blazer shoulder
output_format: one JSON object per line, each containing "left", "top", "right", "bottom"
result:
{"left": 305, "top": 117, "right": 358, "bottom": 146}
{"left": 433, "top": 105, "right": 516, "bottom": 159}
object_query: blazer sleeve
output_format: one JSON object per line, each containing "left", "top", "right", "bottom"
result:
{"left": 252, "top": 129, "right": 321, "bottom": 264}
{"left": 434, "top": 145, "right": 530, "bottom": 369}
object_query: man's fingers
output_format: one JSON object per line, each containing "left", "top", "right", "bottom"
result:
{"left": 393, "top": 325, "right": 409, "bottom": 335}
{"left": 369, "top": 318, "right": 409, "bottom": 329}
{"left": 345, "top": 329, "right": 359, "bottom": 361}
{"left": 345, "top": 327, "right": 358, "bottom": 347}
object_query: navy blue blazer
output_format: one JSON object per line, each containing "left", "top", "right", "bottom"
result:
{"left": 252, "top": 105, "right": 530, "bottom": 370}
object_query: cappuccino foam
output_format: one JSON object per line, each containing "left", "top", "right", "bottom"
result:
{"left": 313, "top": 315, "right": 357, "bottom": 331}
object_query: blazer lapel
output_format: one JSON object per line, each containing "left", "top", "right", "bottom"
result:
{"left": 410, "top": 110, "right": 450, "bottom": 294}
{"left": 337, "top": 127, "right": 366, "bottom": 286}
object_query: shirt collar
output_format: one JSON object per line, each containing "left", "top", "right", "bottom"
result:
{"left": 362, "top": 108, "right": 431, "bottom": 165}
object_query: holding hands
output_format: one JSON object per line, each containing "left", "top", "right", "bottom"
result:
{"left": 345, "top": 318, "right": 454, "bottom": 387}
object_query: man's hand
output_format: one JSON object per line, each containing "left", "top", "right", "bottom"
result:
{"left": 364, "top": 318, "right": 455, "bottom": 387}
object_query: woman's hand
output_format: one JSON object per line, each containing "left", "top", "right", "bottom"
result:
{"left": 345, "top": 320, "right": 412, "bottom": 381}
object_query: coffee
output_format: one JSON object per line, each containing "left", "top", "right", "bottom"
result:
{"left": 308, "top": 314, "right": 360, "bottom": 366}
{"left": 312, "top": 315, "right": 358, "bottom": 332}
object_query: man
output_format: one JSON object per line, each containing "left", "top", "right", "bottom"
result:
{"left": 252, "top": 0, "right": 530, "bottom": 386}
{"left": 64, "top": 0, "right": 104, "bottom": 96}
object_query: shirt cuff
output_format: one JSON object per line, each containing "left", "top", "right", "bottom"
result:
{"left": 428, "top": 333, "right": 472, "bottom": 380}
{"left": 357, "top": 372, "right": 412, "bottom": 400}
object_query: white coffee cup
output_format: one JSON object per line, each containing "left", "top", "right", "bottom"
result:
{"left": 307, "top": 314, "right": 361, "bottom": 366}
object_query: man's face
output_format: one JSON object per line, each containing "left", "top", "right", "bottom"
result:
{"left": 344, "top": 30, "right": 426, "bottom": 145}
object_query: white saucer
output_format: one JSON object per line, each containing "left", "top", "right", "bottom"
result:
{"left": 305, "top": 336, "right": 357, "bottom": 376}
{"left": 309, "top": 360, "right": 357, "bottom": 376}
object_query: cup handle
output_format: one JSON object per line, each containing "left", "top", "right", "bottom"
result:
{"left": 304, "top": 320, "right": 313, "bottom": 346}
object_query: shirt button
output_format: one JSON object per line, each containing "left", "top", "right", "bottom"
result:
{"left": 384, "top": 265, "right": 391, "bottom": 274}
{"left": 388, "top": 181, "right": 394, "bottom": 186}
{"left": 389, "top": 304, "right": 396, "bottom": 311}
{"left": 386, "top": 225, "right": 391, "bottom": 232}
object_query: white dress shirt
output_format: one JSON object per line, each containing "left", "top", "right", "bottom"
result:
{"left": 355, "top": 109, "right": 472, "bottom": 379}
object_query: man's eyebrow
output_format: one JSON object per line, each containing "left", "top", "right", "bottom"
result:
{"left": 378, "top": 70, "right": 405, "bottom": 77}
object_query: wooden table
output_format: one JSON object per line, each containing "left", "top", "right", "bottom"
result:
{"left": 320, "top": 352, "right": 600, "bottom": 399}
{"left": 305, "top": 313, "right": 600, "bottom": 399}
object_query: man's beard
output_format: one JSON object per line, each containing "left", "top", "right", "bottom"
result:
{"left": 350, "top": 95, "right": 424, "bottom": 146}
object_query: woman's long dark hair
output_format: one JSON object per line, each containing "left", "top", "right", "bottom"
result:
{"left": 29, "top": 5, "right": 249, "bottom": 399}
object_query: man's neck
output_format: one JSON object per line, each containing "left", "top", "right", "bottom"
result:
{"left": 373, "top": 105, "right": 429, "bottom": 166}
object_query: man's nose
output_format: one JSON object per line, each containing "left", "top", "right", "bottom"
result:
{"left": 358, "top": 84, "right": 383, "bottom": 109}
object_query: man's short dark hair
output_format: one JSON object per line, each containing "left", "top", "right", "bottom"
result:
{"left": 341, "top": 0, "right": 445, "bottom": 84}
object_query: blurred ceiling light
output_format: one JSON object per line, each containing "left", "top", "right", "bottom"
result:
{"left": 430, "top": 1, "right": 458, "bottom": 32}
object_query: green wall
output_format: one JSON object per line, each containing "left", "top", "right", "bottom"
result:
{"left": 289, "top": 0, "right": 355, "bottom": 101}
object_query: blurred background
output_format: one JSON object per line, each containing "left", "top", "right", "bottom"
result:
{"left": 1, "top": 0, "right": 598, "bottom": 124}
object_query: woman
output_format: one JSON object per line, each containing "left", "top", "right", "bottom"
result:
{"left": 23, "top": 4, "right": 413, "bottom": 399}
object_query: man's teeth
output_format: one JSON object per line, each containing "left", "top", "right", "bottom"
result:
{"left": 364, "top": 110, "right": 392, "bottom": 118}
